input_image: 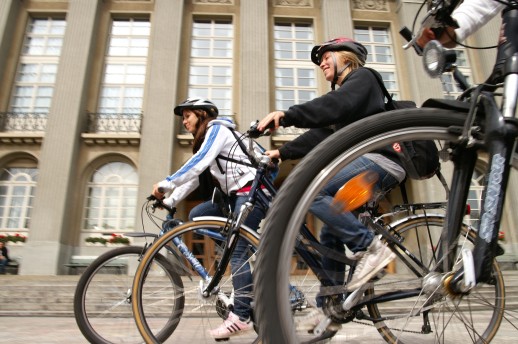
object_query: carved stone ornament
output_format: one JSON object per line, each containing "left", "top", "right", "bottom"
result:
{"left": 193, "top": 0, "right": 234, "bottom": 4}
{"left": 352, "top": 0, "right": 388, "bottom": 11}
{"left": 274, "top": 0, "right": 312, "bottom": 7}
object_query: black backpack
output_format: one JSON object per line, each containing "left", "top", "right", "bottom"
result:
{"left": 366, "top": 68, "right": 440, "bottom": 180}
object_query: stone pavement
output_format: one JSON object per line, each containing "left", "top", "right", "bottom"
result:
{"left": 1, "top": 271, "right": 517, "bottom": 343}
{"left": 1, "top": 313, "right": 517, "bottom": 344}
{"left": 0, "top": 316, "right": 385, "bottom": 344}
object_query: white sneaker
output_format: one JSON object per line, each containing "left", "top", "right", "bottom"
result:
{"left": 208, "top": 311, "right": 253, "bottom": 340}
{"left": 295, "top": 308, "right": 342, "bottom": 333}
{"left": 346, "top": 237, "right": 395, "bottom": 291}
{"left": 295, "top": 308, "right": 323, "bottom": 332}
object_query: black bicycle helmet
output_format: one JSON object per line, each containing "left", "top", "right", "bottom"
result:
{"left": 311, "top": 37, "right": 368, "bottom": 66}
{"left": 173, "top": 97, "right": 219, "bottom": 117}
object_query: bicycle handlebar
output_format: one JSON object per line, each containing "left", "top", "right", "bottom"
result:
{"left": 146, "top": 194, "right": 176, "bottom": 215}
{"left": 401, "top": 0, "right": 461, "bottom": 54}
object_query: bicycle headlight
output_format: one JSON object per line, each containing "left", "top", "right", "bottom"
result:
{"left": 423, "top": 40, "right": 446, "bottom": 78}
{"left": 423, "top": 40, "right": 458, "bottom": 78}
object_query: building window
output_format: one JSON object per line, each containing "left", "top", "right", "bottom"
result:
{"left": 274, "top": 21, "right": 316, "bottom": 135}
{"left": 354, "top": 25, "right": 400, "bottom": 99}
{"left": 274, "top": 22, "right": 316, "bottom": 108}
{"left": 440, "top": 48, "right": 472, "bottom": 99}
{"left": 83, "top": 162, "right": 138, "bottom": 232}
{"left": 97, "top": 18, "right": 150, "bottom": 117}
{"left": 0, "top": 168, "right": 38, "bottom": 230}
{"left": 9, "top": 17, "right": 66, "bottom": 116}
{"left": 187, "top": 19, "right": 233, "bottom": 119}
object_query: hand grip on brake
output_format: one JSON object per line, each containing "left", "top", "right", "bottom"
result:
{"left": 248, "top": 120, "right": 277, "bottom": 139}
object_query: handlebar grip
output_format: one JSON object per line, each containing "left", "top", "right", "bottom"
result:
{"left": 248, "top": 119, "right": 278, "bottom": 138}
{"left": 399, "top": 26, "right": 423, "bottom": 55}
{"left": 399, "top": 26, "right": 413, "bottom": 42}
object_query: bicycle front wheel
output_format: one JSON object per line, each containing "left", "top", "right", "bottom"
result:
{"left": 367, "top": 214, "right": 505, "bottom": 344}
{"left": 255, "top": 108, "right": 506, "bottom": 343}
{"left": 74, "top": 245, "right": 183, "bottom": 343}
{"left": 132, "top": 218, "right": 261, "bottom": 344}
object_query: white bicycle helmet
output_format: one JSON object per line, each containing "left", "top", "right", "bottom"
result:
{"left": 173, "top": 98, "right": 219, "bottom": 117}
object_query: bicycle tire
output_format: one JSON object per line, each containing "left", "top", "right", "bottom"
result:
{"left": 254, "top": 107, "right": 505, "bottom": 343}
{"left": 367, "top": 214, "right": 504, "bottom": 344}
{"left": 74, "top": 245, "right": 183, "bottom": 344}
{"left": 132, "top": 218, "right": 261, "bottom": 344}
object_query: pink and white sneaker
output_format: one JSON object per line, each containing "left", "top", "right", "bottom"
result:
{"left": 208, "top": 311, "right": 253, "bottom": 340}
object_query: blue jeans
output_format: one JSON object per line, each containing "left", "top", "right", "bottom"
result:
{"left": 309, "top": 156, "right": 399, "bottom": 287}
{"left": 189, "top": 194, "right": 266, "bottom": 320}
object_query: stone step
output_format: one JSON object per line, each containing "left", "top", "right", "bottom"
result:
{"left": 1, "top": 271, "right": 517, "bottom": 317}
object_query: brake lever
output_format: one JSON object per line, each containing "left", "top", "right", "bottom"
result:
{"left": 247, "top": 120, "right": 276, "bottom": 139}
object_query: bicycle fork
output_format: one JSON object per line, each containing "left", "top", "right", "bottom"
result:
{"left": 447, "top": 93, "right": 518, "bottom": 294}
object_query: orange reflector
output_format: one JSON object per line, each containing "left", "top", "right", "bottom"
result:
{"left": 332, "top": 171, "right": 379, "bottom": 212}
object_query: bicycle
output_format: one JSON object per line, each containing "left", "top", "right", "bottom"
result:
{"left": 73, "top": 197, "right": 186, "bottom": 344}
{"left": 130, "top": 123, "right": 309, "bottom": 343}
{"left": 254, "top": 0, "right": 518, "bottom": 343}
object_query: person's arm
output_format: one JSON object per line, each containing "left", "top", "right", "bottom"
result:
{"left": 156, "top": 124, "right": 225, "bottom": 193}
{"left": 282, "top": 69, "right": 384, "bottom": 128}
{"left": 417, "top": 0, "right": 505, "bottom": 48}
{"left": 161, "top": 180, "right": 199, "bottom": 208}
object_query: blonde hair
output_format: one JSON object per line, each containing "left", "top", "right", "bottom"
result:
{"left": 335, "top": 50, "right": 364, "bottom": 71}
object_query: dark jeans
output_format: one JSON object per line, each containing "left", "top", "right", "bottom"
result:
{"left": 189, "top": 194, "right": 266, "bottom": 320}
{"left": 0, "top": 257, "right": 8, "bottom": 274}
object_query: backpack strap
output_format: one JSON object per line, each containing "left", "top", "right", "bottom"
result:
{"left": 214, "top": 126, "right": 256, "bottom": 174}
{"left": 364, "top": 67, "right": 395, "bottom": 106}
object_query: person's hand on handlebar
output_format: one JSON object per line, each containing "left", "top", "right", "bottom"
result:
{"left": 258, "top": 111, "right": 285, "bottom": 132}
{"left": 152, "top": 183, "right": 165, "bottom": 200}
{"left": 264, "top": 149, "right": 281, "bottom": 160}
{"left": 417, "top": 27, "right": 458, "bottom": 49}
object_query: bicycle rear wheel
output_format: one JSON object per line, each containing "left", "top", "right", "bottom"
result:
{"left": 132, "top": 218, "right": 261, "bottom": 344}
{"left": 74, "top": 245, "right": 183, "bottom": 343}
{"left": 367, "top": 214, "right": 504, "bottom": 344}
{"left": 254, "top": 108, "right": 507, "bottom": 343}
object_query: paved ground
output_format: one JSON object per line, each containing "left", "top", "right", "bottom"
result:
{"left": 1, "top": 314, "right": 517, "bottom": 344}
{"left": 0, "top": 316, "right": 384, "bottom": 344}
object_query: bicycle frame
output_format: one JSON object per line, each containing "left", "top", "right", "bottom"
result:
{"left": 441, "top": 6, "right": 518, "bottom": 291}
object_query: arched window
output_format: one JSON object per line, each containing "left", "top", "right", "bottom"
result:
{"left": 0, "top": 167, "right": 38, "bottom": 230}
{"left": 83, "top": 162, "right": 138, "bottom": 232}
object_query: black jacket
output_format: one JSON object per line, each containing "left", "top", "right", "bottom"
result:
{"left": 1, "top": 246, "right": 9, "bottom": 262}
{"left": 278, "top": 67, "right": 400, "bottom": 164}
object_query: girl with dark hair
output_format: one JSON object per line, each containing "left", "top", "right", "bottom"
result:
{"left": 153, "top": 98, "right": 265, "bottom": 340}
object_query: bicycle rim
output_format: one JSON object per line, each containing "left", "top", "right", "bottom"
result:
{"left": 255, "top": 109, "right": 475, "bottom": 343}
{"left": 132, "top": 219, "right": 261, "bottom": 344}
{"left": 367, "top": 215, "right": 504, "bottom": 344}
{"left": 74, "top": 246, "right": 183, "bottom": 343}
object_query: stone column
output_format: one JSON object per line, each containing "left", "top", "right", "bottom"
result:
{"left": 135, "top": 0, "right": 184, "bottom": 227}
{"left": 21, "top": 0, "right": 102, "bottom": 275}
{"left": 239, "top": 0, "right": 269, "bottom": 145}
{"left": 321, "top": 0, "right": 353, "bottom": 39}
{"left": 0, "top": 0, "right": 21, "bottom": 98}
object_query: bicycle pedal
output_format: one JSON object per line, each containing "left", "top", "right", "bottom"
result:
{"left": 342, "top": 284, "right": 367, "bottom": 311}
{"left": 312, "top": 317, "right": 332, "bottom": 336}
